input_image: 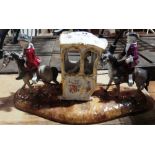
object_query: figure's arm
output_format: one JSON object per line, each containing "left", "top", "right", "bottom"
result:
{"left": 125, "top": 55, "right": 133, "bottom": 64}
{"left": 21, "top": 53, "right": 24, "bottom": 58}
{"left": 21, "top": 49, "right": 26, "bottom": 58}
{"left": 126, "top": 45, "right": 138, "bottom": 64}
{"left": 132, "top": 46, "right": 138, "bottom": 61}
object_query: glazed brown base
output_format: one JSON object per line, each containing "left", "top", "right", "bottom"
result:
{"left": 14, "top": 84, "right": 154, "bottom": 124}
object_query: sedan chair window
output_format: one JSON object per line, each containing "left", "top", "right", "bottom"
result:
{"left": 84, "top": 51, "right": 97, "bottom": 75}
{"left": 64, "top": 48, "right": 80, "bottom": 74}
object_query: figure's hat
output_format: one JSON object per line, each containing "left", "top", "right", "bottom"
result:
{"left": 18, "top": 34, "right": 32, "bottom": 42}
{"left": 127, "top": 32, "right": 139, "bottom": 39}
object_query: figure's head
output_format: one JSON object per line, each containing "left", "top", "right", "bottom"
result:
{"left": 126, "top": 32, "right": 139, "bottom": 44}
{"left": 18, "top": 34, "right": 31, "bottom": 48}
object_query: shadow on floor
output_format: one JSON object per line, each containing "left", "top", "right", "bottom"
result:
{"left": 128, "top": 109, "right": 155, "bottom": 125}
{"left": 0, "top": 92, "right": 15, "bottom": 112}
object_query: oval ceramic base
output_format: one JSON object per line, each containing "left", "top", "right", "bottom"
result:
{"left": 14, "top": 84, "right": 153, "bottom": 124}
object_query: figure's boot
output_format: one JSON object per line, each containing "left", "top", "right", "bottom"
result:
{"left": 16, "top": 72, "right": 24, "bottom": 80}
{"left": 128, "top": 74, "right": 134, "bottom": 86}
{"left": 32, "top": 73, "right": 38, "bottom": 84}
{"left": 0, "top": 49, "right": 3, "bottom": 59}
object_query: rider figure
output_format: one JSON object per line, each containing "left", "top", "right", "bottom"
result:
{"left": 118, "top": 32, "right": 139, "bottom": 86}
{"left": 17, "top": 34, "right": 41, "bottom": 84}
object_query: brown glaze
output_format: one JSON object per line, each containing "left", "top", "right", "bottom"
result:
{"left": 14, "top": 84, "right": 153, "bottom": 124}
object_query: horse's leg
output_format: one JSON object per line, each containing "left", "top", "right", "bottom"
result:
{"left": 105, "top": 78, "right": 113, "bottom": 91}
{"left": 21, "top": 83, "right": 26, "bottom": 89}
{"left": 53, "top": 80, "right": 59, "bottom": 85}
{"left": 116, "top": 84, "right": 120, "bottom": 98}
{"left": 145, "top": 72, "right": 150, "bottom": 91}
{"left": 26, "top": 80, "right": 34, "bottom": 93}
{"left": 102, "top": 78, "right": 113, "bottom": 98}
{"left": 23, "top": 75, "right": 33, "bottom": 91}
{"left": 42, "top": 80, "right": 52, "bottom": 87}
{"left": 145, "top": 80, "right": 150, "bottom": 91}
{"left": 51, "top": 67, "right": 59, "bottom": 85}
{"left": 27, "top": 81, "right": 33, "bottom": 89}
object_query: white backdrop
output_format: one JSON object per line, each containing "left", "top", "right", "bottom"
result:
{"left": 0, "top": 0, "right": 155, "bottom": 155}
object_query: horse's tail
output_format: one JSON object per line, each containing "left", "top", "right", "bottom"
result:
{"left": 51, "top": 67, "right": 59, "bottom": 81}
{"left": 134, "top": 67, "right": 149, "bottom": 90}
{"left": 145, "top": 70, "right": 150, "bottom": 91}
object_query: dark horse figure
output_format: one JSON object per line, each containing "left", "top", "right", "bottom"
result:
{"left": 100, "top": 51, "right": 149, "bottom": 97}
{"left": 2, "top": 51, "right": 59, "bottom": 90}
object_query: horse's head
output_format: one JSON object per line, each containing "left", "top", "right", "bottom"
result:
{"left": 100, "top": 50, "right": 118, "bottom": 67}
{"left": 2, "top": 51, "right": 13, "bottom": 67}
{"left": 100, "top": 51, "right": 112, "bottom": 67}
{"left": 2, "top": 51, "right": 25, "bottom": 70}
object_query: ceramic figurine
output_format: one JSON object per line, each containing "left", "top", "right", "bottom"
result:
{"left": 119, "top": 32, "right": 139, "bottom": 86}
{"left": 17, "top": 34, "right": 41, "bottom": 84}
